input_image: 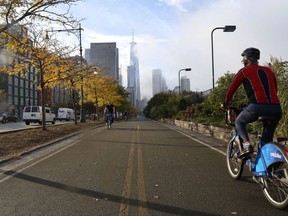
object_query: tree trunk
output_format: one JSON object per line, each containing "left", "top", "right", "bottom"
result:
{"left": 40, "top": 69, "right": 47, "bottom": 131}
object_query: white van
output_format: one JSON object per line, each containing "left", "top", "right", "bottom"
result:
{"left": 23, "top": 106, "right": 56, "bottom": 125}
{"left": 57, "top": 108, "right": 75, "bottom": 121}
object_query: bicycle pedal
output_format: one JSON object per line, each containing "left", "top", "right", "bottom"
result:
{"left": 238, "top": 154, "right": 248, "bottom": 160}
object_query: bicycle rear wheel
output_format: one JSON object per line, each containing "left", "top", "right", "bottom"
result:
{"left": 107, "top": 117, "right": 112, "bottom": 129}
{"left": 262, "top": 162, "right": 288, "bottom": 209}
{"left": 226, "top": 136, "right": 244, "bottom": 179}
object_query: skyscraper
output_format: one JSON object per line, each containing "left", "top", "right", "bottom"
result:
{"left": 161, "top": 77, "right": 168, "bottom": 92}
{"left": 152, "top": 69, "right": 167, "bottom": 96}
{"left": 181, "top": 76, "right": 190, "bottom": 92}
{"left": 127, "top": 35, "right": 140, "bottom": 110}
{"left": 85, "top": 42, "right": 119, "bottom": 82}
{"left": 152, "top": 69, "right": 162, "bottom": 96}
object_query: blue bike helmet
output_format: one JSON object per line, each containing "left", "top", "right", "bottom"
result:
{"left": 241, "top": 47, "right": 260, "bottom": 60}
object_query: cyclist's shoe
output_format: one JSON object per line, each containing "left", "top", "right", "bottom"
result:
{"left": 239, "top": 142, "right": 253, "bottom": 158}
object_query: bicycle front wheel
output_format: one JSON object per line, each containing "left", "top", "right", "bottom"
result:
{"left": 262, "top": 162, "right": 288, "bottom": 209}
{"left": 226, "top": 136, "right": 244, "bottom": 179}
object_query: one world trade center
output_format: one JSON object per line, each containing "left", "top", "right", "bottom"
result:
{"left": 127, "top": 34, "right": 141, "bottom": 110}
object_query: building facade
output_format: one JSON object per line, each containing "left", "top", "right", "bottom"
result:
{"left": 152, "top": 69, "right": 167, "bottom": 96}
{"left": 0, "top": 69, "right": 39, "bottom": 115}
{"left": 85, "top": 42, "right": 119, "bottom": 82}
{"left": 0, "top": 25, "right": 77, "bottom": 115}
{"left": 0, "top": 63, "right": 75, "bottom": 116}
{"left": 152, "top": 69, "right": 162, "bottom": 96}
{"left": 161, "top": 77, "right": 168, "bottom": 92}
{"left": 181, "top": 76, "right": 190, "bottom": 92}
{"left": 0, "top": 25, "right": 39, "bottom": 115}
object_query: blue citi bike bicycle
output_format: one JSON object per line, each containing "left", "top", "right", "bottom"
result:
{"left": 226, "top": 107, "right": 288, "bottom": 209}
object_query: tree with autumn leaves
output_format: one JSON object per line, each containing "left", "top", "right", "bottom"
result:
{"left": 83, "top": 67, "right": 133, "bottom": 119}
{"left": 1, "top": 28, "right": 132, "bottom": 129}
{"left": 1, "top": 26, "right": 74, "bottom": 130}
{"left": 0, "top": 0, "right": 133, "bottom": 130}
{"left": 0, "top": 0, "right": 81, "bottom": 130}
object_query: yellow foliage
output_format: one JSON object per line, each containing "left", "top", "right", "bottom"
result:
{"left": 83, "top": 71, "right": 123, "bottom": 107}
{"left": 1, "top": 25, "right": 128, "bottom": 114}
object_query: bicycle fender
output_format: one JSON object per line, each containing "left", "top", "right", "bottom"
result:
{"left": 261, "top": 142, "right": 288, "bottom": 168}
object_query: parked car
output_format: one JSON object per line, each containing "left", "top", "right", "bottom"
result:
{"left": 57, "top": 108, "right": 75, "bottom": 121}
{"left": 0, "top": 112, "right": 8, "bottom": 123}
{"left": 89, "top": 113, "right": 98, "bottom": 121}
{"left": 4, "top": 112, "right": 19, "bottom": 122}
{"left": 22, "top": 106, "right": 56, "bottom": 125}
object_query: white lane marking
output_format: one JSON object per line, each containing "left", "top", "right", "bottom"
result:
{"left": 0, "top": 140, "right": 80, "bottom": 183}
{"left": 0, "top": 126, "right": 104, "bottom": 173}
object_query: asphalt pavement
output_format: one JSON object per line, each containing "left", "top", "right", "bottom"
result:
{"left": 0, "top": 116, "right": 287, "bottom": 215}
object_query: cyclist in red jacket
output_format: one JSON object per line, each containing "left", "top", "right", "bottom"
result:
{"left": 225, "top": 47, "right": 282, "bottom": 158}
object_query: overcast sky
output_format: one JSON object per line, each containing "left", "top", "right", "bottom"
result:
{"left": 65, "top": 0, "right": 288, "bottom": 99}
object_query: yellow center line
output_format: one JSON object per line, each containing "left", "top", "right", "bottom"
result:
{"left": 137, "top": 125, "right": 148, "bottom": 216}
{"left": 119, "top": 125, "right": 148, "bottom": 216}
{"left": 119, "top": 129, "right": 135, "bottom": 216}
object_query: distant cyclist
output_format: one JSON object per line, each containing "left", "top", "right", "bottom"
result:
{"left": 225, "top": 47, "right": 282, "bottom": 158}
{"left": 123, "top": 110, "right": 128, "bottom": 121}
{"left": 104, "top": 101, "right": 115, "bottom": 125}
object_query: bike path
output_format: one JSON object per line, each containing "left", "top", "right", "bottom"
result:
{"left": 0, "top": 119, "right": 287, "bottom": 215}
{"left": 161, "top": 121, "right": 228, "bottom": 154}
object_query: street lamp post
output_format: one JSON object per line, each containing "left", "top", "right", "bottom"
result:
{"left": 211, "top": 25, "right": 236, "bottom": 89}
{"left": 178, "top": 68, "right": 191, "bottom": 94}
{"left": 46, "top": 24, "right": 85, "bottom": 122}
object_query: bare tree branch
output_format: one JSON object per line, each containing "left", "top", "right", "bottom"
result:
{"left": 0, "top": 0, "right": 83, "bottom": 33}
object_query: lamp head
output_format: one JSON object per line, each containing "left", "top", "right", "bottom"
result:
{"left": 223, "top": 25, "right": 236, "bottom": 32}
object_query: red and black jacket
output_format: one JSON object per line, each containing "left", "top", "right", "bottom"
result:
{"left": 225, "top": 64, "right": 280, "bottom": 106}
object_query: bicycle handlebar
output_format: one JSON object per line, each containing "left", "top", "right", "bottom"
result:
{"left": 225, "top": 107, "right": 243, "bottom": 126}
